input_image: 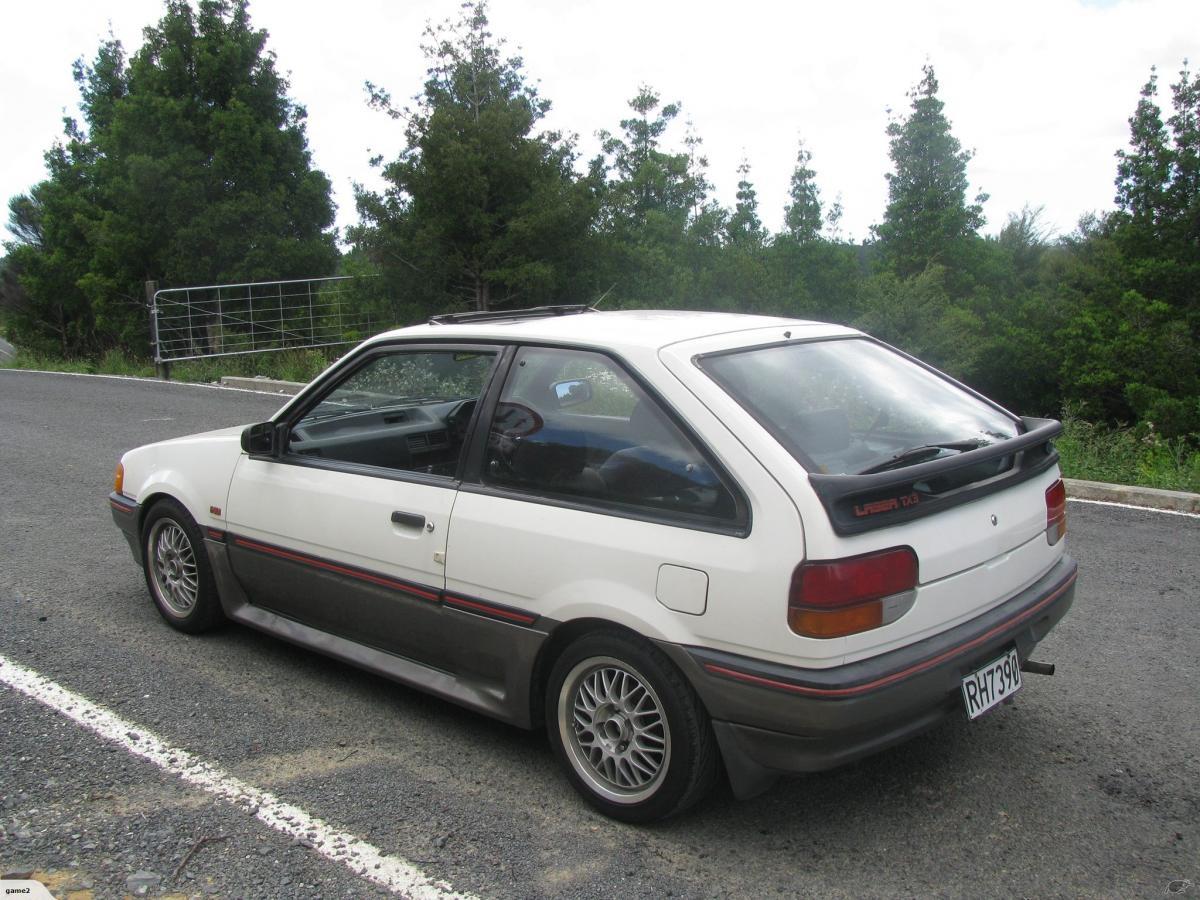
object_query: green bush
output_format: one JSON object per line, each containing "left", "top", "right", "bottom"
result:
{"left": 1056, "top": 410, "right": 1200, "bottom": 493}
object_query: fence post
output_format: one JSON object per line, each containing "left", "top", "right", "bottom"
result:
{"left": 146, "top": 280, "right": 170, "bottom": 381}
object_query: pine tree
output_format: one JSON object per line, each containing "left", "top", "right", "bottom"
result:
{"left": 875, "top": 64, "right": 987, "bottom": 276}
{"left": 1056, "top": 63, "right": 1200, "bottom": 436}
{"left": 726, "top": 158, "right": 763, "bottom": 246}
{"left": 1166, "top": 63, "right": 1200, "bottom": 241}
{"left": 1114, "top": 67, "right": 1172, "bottom": 254}
{"left": 594, "top": 86, "right": 697, "bottom": 238}
{"left": 3, "top": 0, "right": 338, "bottom": 356}
{"left": 586, "top": 86, "right": 712, "bottom": 306}
{"left": 825, "top": 194, "right": 845, "bottom": 241}
{"left": 783, "top": 140, "right": 823, "bottom": 243}
{"left": 353, "top": 1, "right": 595, "bottom": 314}
{"left": 1110, "top": 63, "right": 1200, "bottom": 321}
{"left": 681, "top": 120, "right": 725, "bottom": 245}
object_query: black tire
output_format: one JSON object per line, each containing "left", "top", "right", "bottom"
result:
{"left": 545, "top": 630, "right": 718, "bottom": 823}
{"left": 140, "top": 498, "right": 224, "bottom": 634}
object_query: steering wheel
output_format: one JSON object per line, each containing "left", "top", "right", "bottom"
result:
{"left": 446, "top": 398, "right": 478, "bottom": 441}
{"left": 491, "top": 401, "right": 543, "bottom": 438}
{"left": 485, "top": 402, "right": 544, "bottom": 480}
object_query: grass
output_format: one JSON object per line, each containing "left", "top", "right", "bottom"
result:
{"left": 4, "top": 346, "right": 1198, "bottom": 494}
{"left": 1, "top": 346, "right": 335, "bottom": 385}
{"left": 1, "top": 347, "right": 156, "bottom": 378}
{"left": 165, "top": 348, "right": 335, "bottom": 385}
{"left": 1055, "top": 414, "right": 1200, "bottom": 494}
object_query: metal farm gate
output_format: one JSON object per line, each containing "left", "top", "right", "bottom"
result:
{"left": 149, "top": 275, "right": 382, "bottom": 370}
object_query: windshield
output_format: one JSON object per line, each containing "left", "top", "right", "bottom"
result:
{"left": 301, "top": 351, "right": 494, "bottom": 422}
{"left": 700, "top": 338, "right": 1019, "bottom": 476}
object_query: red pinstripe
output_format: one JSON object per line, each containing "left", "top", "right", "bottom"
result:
{"left": 703, "top": 571, "right": 1077, "bottom": 698}
{"left": 442, "top": 594, "right": 537, "bottom": 625}
{"left": 232, "top": 537, "right": 440, "bottom": 602}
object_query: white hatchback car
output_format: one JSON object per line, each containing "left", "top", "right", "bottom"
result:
{"left": 110, "top": 307, "right": 1076, "bottom": 821}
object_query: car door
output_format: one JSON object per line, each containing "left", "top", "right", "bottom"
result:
{"left": 446, "top": 345, "right": 760, "bottom": 643}
{"left": 223, "top": 343, "right": 500, "bottom": 668}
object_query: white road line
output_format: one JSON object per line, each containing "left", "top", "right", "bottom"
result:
{"left": 1067, "top": 497, "right": 1200, "bottom": 519}
{"left": 0, "top": 654, "right": 479, "bottom": 900}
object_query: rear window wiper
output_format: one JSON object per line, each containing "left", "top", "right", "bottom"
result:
{"left": 856, "top": 440, "right": 986, "bottom": 475}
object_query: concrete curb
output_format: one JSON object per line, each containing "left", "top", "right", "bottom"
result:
{"left": 213, "top": 375, "right": 1200, "bottom": 514}
{"left": 219, "top": 375, "right": 306, "bottom": 395}
{"left": 1064, "top": 478, "right": 1200, "bottom": 514}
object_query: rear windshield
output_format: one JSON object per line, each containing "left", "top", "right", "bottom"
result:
{"left": 699, "top": 338, "right": 1020, "bottom": 476}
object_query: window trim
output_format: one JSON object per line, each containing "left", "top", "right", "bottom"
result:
{"left": 471, "top": 343, "right": 752, "bottom": 537}
{"left": 457, "top": 481, "right": 752, "bottom": 538}
{"left": 262, "top": 335, "right": 752, "bottom": 535}
{"left": 269, "top": 340, "right": 507, "bottom": 487}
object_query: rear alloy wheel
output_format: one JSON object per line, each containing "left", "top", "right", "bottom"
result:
{"left": 547, "top": 631, "right": 718, "bottom": 822}
{"left": 141, "top": 499, "right": 224, "bottom": 634}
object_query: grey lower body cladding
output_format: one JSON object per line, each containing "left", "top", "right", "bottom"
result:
{"left": 664, "top": 555, "right": 1077, "bottom": 797}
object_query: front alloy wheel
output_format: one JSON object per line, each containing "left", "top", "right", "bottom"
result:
{"left": 147, "top": 518, "right": 199, "bottom": 616}
{"left": 140, "top": 498, "right": 223, "bottom": 634}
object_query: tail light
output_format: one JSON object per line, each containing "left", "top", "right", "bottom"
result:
{"left": 1045, "top": 478, "right": 1067, "bottom": 545}
{"left": 789, "top": 547, "right": 918, "bottom": 638}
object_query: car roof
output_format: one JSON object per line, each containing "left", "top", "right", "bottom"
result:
{"left": 365, "top": 309, "right": 856, "bottom": 352}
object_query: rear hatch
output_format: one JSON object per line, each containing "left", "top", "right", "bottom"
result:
{"left": 665, "top": 327, "right": 1067, "bottom": 664}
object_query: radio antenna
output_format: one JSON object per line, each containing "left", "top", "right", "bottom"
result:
{"left": 590, "top": 284, "right": 617, "bottom": 310}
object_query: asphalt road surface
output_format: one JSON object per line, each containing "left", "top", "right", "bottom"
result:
{"left": 1, "top": 370, "right": 1197, "bottom": 899}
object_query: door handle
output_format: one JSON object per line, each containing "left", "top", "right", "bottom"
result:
{"left": 390, "top": 510, "right": 427, "bottom": 530}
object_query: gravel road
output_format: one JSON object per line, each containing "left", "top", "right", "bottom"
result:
{"left": 1, "top": 370, "right": 1196, "bottom": 899}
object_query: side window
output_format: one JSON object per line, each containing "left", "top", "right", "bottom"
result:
{"left": 288, "top": 348, "right": 496, "bottom": 477}
{"left": 483, "top": 347, "right": 739, "bottom": 523}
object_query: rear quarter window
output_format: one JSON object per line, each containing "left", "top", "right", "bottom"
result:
{"left": 483, "top": 346, "right": 745, "bottom": 528}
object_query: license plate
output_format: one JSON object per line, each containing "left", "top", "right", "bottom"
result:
{"left": 961, "top": 648, "right": 1022, "bottom": 720}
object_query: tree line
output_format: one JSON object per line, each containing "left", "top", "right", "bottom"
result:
{"left": 2, "top": 0, "right": 1197, "bottom": 439}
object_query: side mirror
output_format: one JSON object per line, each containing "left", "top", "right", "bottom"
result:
{"left": 552, "top": 378, "right": 593, "bottom": 408}
{"left": 241, "top": 421, "right": 279, "bottom": 456}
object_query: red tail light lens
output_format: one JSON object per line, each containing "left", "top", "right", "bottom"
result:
{"left": 789, "top": 547, "right": 918, "bottom": 638}
{"left": 1046, "top": 478, "right": 1067, "bottom": 545}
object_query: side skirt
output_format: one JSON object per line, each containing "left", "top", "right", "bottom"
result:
{"left": 205, "top": 537, "right": 548, "bottom": 729}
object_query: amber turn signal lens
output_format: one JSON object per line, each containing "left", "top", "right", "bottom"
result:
{"left": 788, "top": 602, "right": 884, "bottom": 638}
{"left": 113, "top": 461, "right": 124, "bottom": 496}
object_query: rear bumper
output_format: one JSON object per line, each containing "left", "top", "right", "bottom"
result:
{"left": 108, "top": 492, "right": 142, "bottom": 563}
{"left": 658, "top": 554, "right": 1077, "bottom": 797}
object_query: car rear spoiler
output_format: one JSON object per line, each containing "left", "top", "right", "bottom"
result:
{"left": 807, "top": 417, "right": 1062, "bottom": 536}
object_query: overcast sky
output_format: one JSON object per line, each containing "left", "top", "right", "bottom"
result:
{"left": 2, "top": 0, "right": 1197, "bottom": 249}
